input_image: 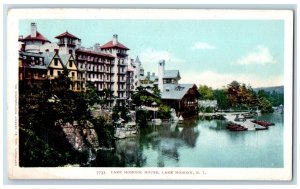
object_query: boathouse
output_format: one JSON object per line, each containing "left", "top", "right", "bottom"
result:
{"left": 158, "top": 60, "right": 200, "bottom": 117}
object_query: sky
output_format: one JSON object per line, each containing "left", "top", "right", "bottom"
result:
{"left": 19, "top": 19, "right": 284, "bottom": 89}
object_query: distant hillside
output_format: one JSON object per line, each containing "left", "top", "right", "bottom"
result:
{"left": 254, "top": 86, "right": 284, "bottom": 94}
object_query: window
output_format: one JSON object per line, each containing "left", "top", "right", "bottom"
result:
{"left": 54, "top": 58, "right": 58, "bottom": 66}
{"left": 39, "top": 58, "right": 43, "bottom": 65}
{"left": 69, "top": 61, "right": 73, "bottom": 67}
{"left": 50, "top": 69, "right": 53, "bottom": 76}
{"left": 72, "top": 72, "right": 75, "bottom": 77}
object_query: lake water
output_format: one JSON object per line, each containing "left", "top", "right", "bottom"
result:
{"left": 92, "top": 113, "right": 283, "bottom": 168}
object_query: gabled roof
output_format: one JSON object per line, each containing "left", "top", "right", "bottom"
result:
{"left": 59, "top": 54, "right": 78, "bottom": 70}
{"left": 43, "top": 52, "right": 57, "bottom": 67}
{"left": 100, "top": 41, "right": 130, "bottom": 50}
{"left": 23, "top": 31, "right": 50, "bottom": 43}
{"left": 161, "top": 84, "right": 198, "bottom": 100}
{"left": 59, "top": 54, "right": 72, "bottom": 66}
{"left": 164, "top": 70, "right": 181, "bottom": 79}
{"left": 76, "top": 49, "right": 115, "bottom": 59}
{"left": 55, "top": 31, "right": 79, "bottom": 39}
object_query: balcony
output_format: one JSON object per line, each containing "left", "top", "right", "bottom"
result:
{"left": 118, "top": 88, "right": 126, "bottom": 92}
{"left": 104, "top": 78, "right": 114, "bottom": 82}
{"left": 118, "top": 70, "right": 126, "bottom": 75}
{"left": 117, "top": 60, "right": 127, "bottom": 66}
{"left": 117, "top": 52, "right": 128, "bottom": 57}
{"left": 106, "top": 70, "right": 114, "bottom": 74}
{"left": 57, "top": 42, "right": 76, "bottom": 47}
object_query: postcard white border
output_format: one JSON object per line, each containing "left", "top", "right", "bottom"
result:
{"left": 7, "top": 8, "right": 294, "bottom": 180}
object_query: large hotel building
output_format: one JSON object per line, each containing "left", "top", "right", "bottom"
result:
{"left": 19, "top": 23, "right": 138, "bottom": 106}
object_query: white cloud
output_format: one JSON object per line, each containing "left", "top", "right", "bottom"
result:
{"left": 139, "top": 48, "right": 185, "bottom": 66}
{"left": 192, "top": 41, "right": 216, "bottom": 50}
{"left": 180, "top": 70, "right": 283, "bottom": 89}
{"left": 236, "top": 45, "right": 276, "bottom": 65}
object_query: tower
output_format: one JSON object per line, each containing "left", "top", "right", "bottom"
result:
{"left": 55, "top": 31, "right": 80, "bottom": 55}
{"left": 158, "top": 60, "right": 165, "bottom": 92}
{"left": 100, "top": 34, "right": 130, "bottom": 105}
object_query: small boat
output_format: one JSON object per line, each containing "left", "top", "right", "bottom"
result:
{"left": 252, "top": 120, "right": 275, "bottom": 127}
{"left": 255, "top": 125, "right": 268, "bottom": 130}
{"left": 229, "top": 127, "right": 248, "bottom": 131}
{"left": 226, "top": 123, "right": 247, "bottom": 131}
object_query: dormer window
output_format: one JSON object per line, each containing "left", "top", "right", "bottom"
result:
{"left": 39, "top": 57, "right": 43, "bottom": 65}
{"left": 31, "top": 57, "right": 35, "bottom": 65}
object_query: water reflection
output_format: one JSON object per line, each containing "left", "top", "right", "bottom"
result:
{"left": 94, "top": 113, "right": 283, "bottom": 167}
{"left": 131, "top": 121, "right": 201, "bottom": 167}
{"left": 115, "top": 137, "right": 146, "bottom": 167}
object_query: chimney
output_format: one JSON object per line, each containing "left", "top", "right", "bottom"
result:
{"left": 54, "top": 49, "right": 59, "bottom": 54}
{"left": 31, "top": 23, "right": 37, "bottom": 38}
{"left": 112, "top": 34, "right": 118, "bottom": 45}
{"left": 94, "top": 43, "right": 100, "bottom": 52}
{"left": 158, "top": 60, "right": 165, "bottom": 92}
{"left": 75, "top": 39, "right": 81, "bottom": 49}
{"left": 18, "top": 35, "right": 23, "bottom": 41}
{"left": 147, "top": 72, "right": 150, "bottom": 78}
{"left": 152, "top": 72, "right": 155, "bottom": 77}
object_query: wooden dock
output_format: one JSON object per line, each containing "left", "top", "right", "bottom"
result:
{"left": 223, "top": 114, "right": 256, "bottom": 131}
{"left": 199, "top": 112, "right": 261, "bottom": 131}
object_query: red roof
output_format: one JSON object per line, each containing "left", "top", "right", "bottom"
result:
{"left": 76, "top": 49, "right": 115, "bottom": 58}
{"left": 55, "top": 31, "right": 79, "bottom": 39}
{"left": 100, "top": 41, "right": 130, "bottom": 50}
{"left": 23, "top": 31, "right": 50, "bottom": 42}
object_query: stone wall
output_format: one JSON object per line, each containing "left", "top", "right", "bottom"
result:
{"left": 60, "top": 121, "right": 99, "bottom": 152}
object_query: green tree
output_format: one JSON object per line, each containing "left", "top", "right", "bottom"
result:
{"left": 198, "top": 85, "right": 214, "bottom": 100}
{"left": 226, "top": 80, "right": 241, "bottom": 108}
{"left": 19, "top": 70, "right": 96, "bottom": 167}
{"left": 132, "top": 86, "right": 161, "bottom": 106}
{"left": 258, "top": 96, "right": 274, "bottom": 113}
{"left": 19, "top": 80, "right": 89, "bottom": 166}
{"left": 90, "top": 117, "right": 114, "bottom": 148}
{"left": 213, "top": 89, "right": 229, "bottom": 111}
{"left": 157, "top": 104, "right": 171, "bottom": 119}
